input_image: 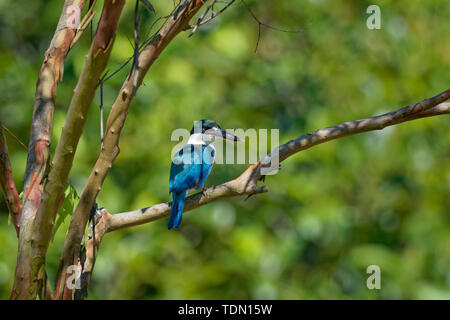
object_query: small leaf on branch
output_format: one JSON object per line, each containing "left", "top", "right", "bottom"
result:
{"left": 52, "top": 184, "right": 79, "bottom": 241}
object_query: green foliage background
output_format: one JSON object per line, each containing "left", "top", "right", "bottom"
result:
{"left": 0, "top": 0, "right": 449, "bottom": 299}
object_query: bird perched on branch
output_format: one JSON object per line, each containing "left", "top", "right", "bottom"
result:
{"left": 168, "top": 120, "right": 240, "bottom": 229}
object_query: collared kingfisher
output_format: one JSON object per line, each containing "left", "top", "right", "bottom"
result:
{"left": 168, "top": 120, "right": 240, "bottom": 229}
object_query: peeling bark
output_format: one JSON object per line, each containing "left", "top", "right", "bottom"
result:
{"left": 12, "top": 0, "right": 87, "bottom": 300}
{"left": 0, "top": 123, "right": 21, "bottom": 236}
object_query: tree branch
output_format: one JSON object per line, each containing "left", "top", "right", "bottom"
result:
{"left": 11, "top": 0, "right": 88, "bottom": 300}
{"left": 185, "top": 0, "right": 236, "bottom": 33}
{"left": 74, "top": 208, "right": 111, "bottom": 300}
{"left": 270, "top": 89, "right": 450, "bottom": 164}
{"left": 55, "top": 0, "right": 207, "bottom": 300}
{"left": 106, "top": 89, "right": 450, "bottom": 232}
{"left": 68, "top": 92, "right": 450, "bottom": 296}
{"left": 0, "top": 122, "right": 21, "bottom": 236}
{"left": 11, "top": 0, "right": 124, "bottom": 300}
{"left": 37, "top": 0, "right": 124, "bottom": 301}
{"left": 21, "top": 0, "right": 87, "bottom": 237}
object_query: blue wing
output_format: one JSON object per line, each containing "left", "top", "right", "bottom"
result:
{"left": 168, "top": 144, "right": 215, "bottom": 229}
{"left": 197, "top": 144, "right": 215, "bottom": 188}
{"left": 169, "top": 144, "right": 215, "bottom": 193}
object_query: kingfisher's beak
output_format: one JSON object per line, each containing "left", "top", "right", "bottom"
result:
{"left": 221, "top": 129, "right": 241, "bottom": 142}
{"left": 207, "top": 128, "right": 241, "bottom": 141}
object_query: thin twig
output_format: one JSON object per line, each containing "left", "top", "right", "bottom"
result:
{"left": 186, "top": 0, "right": 235, "bottom": 33}
{"left": 188, "top": 0, "right": 217, "bottom": 37}
{"left": 132, "top": 0, "right": 141, "bottom": 97}
{"left": 1, "top": 124, "right": 28, "bottom": 151}
{"left": 70, "top": 0, "right": 98, "bottom": 48}
{"left": 98, "top": 10, "right": 163, "bottom": 150}
{"left": 240, "top": 0, "right": 305, "bottom": 53}
{"left": 96, "top": 4, "right": 177, "bottom": 150}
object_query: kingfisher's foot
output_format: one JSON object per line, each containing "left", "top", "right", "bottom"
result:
{"left": 259, "top": 164, "right": 281, "bottom": 182}
{"left": 200, "top": 186, "right": 207, "bottom": 196}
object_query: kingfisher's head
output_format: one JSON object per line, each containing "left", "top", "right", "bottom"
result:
{"left": 190, "top": 119, "right": 240, "bottom": 142}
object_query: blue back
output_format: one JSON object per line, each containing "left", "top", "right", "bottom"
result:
{"left": 169, "top": 144, "right": 215, "bottom": 194}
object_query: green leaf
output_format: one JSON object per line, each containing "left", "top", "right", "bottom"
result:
{"left": 52, "top": 184, "right": 79, "bottom": 241}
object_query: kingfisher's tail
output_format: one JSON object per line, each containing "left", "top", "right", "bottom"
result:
{"left": 168, "top": 190, "right": 187, "bottom": 230}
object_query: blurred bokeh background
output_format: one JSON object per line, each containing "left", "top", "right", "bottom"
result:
{"left": 0, "top": 0, "right": 449, "bottom": 299}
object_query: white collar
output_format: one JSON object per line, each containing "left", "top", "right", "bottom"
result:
{"left": 187, "top": 133, "right": 206, "bottom": 145}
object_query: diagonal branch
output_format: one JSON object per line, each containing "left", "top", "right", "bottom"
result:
{"left": 55, "top": 0, "right": 208, "bottom": 300}
{"left": 270, "top": 89, "right": 450, "bottom": 164}
{"left": 0, "top": 122, "right": 22, "bottom": 236}
{"left": 106, "top": 89, "right": 450, "bottom": 232}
